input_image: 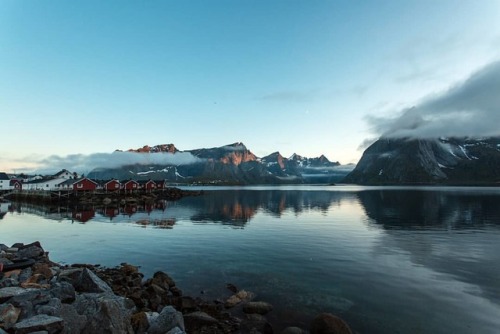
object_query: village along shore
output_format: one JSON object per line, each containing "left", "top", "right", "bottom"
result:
{"left": 0, "top": 241, "right": 354, "bottom": 334}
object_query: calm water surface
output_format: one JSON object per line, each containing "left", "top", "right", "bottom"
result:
{"left": 1, "top": 185, "right": 500, "bottom": 333}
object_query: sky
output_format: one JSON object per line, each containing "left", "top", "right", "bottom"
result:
{"left": 1, "top": 0, "right": 500, "bottom": 173}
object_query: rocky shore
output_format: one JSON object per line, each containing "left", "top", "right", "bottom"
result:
{"left": 0, "top": 242, "right": 353, "bottom": 334}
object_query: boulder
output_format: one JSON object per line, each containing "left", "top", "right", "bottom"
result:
{"left": 35, "top": 298, "right": 62, "bottom": 317}
{"left": 0, "top": 303, "right": 21, "bottom": 329}
{"left": 16, "top": 245, "right": 45, "bottom": 260}
{"left": 148, "top": 305, "right": 185, "bottom": 334}
{"left": 281, "top": 327, "right": 306, "bottom": 334}
{"left": 72, "top": 293, "right": 136, "bottom": 334}
{"left": 13, "top": 314, "right": 64, "bottom": 334}
{"left": 49, "top": 282, "right": 76, "bottom": 303}
{"left": 310, "top": 313, "right": 353, "bottom": 334}
{"left": 242, "top": 301, "right": 273, "bottom": 315}
{"left": 184, "top": 311, "right": 218, "bottom": 332}
{"left": 58, "top": 268, "right": 83, "bottom": 286}
{"left": 150, "top": 271, "right": 176, "bottom": 290}
{"left": 0, "top": 287, "right": 37, "bottom": 303}
{"left": 78, "top": 268, "right": 113, "bottom": 294}
{"left": 131, "top": 312, "right": 150, "bottom": 334}
{"left": 59, "top": 304, "right": 87, "bottom": 334}
{"left": 166, "top": 327, "right": 186, "bottom": 334}
{"left": 240, "top": 313, "right": 273, "bottom": 334}
{"left": 32, "top": 263, "right": 54, "bottom": 280}
{"left": 225, "top": 290, "right": 253, "bottom": 308}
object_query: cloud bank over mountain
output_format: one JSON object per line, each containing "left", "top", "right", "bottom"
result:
{"left": 366, "top": 60, "right": 500, "bottom": 139}
{"left": 35, "top": 151, "right": 204, "bottom": 174}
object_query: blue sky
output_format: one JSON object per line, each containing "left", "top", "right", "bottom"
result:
{"left": 1, "top": 1, "right": 499, "bottom": 172}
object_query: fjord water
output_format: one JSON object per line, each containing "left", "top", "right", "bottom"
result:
{"left": 2, "top": 186, "right": 500, "bottom": 333}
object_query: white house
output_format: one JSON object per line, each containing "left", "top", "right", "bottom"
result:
{"left": 23, "top": 169, "right": 79, "bottom": 191}
{"left": 53, "top": 169, "right": 77, "bottom": 180}
{"left": 0, "top": 172, "right": 10, "bottom": 190}
{"left": 24, "top": 178, "right": 68, "bottom": 191}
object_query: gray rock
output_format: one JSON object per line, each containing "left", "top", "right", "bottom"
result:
{"left": 281, "top": 327, "right": 306, "bottom": 334}
{"left": 310, "top": 313, "right": 353, "bottom": 334}
{"left": 59, "top": 303, "right": 87, "bottom": 334}
{"left": 18, "top": 267, "right": 33, "bottom": 283}
{"left": 241, "top": 314, "right": 273, "bottom": 334}
{"left": 243, "top": 301, "right": 273, "bottom": 315}
{"left": 184, "top": 311, "right": 218, "bottom": 325}
{"left": 0, "top": 277, "right": 18, "bottom": 288}
{"left": 0, "top": 328, "right": 7, "bottom": 334}
{"left": 49, "top": 282, "right": 76, "bottom": 303}
{"left": 73, "top": 293, "right": 135, "bottom": 334}
{"left": 166, "top": 327, "right": 187, "bottom": 334}
{"left": 0, "top": 257, "right": 13, "bottom": 266}
{"left": 36, "top": 298, "right": 62, "bottom": 317}
{"left": 8, "top": 289, "right": 51, "bottom": 307}
{"left": 13, "top": 314, "right": 64, "bottom": 334}
{"left": 0, "top": 243, "right": 8, "bottom": 251}
{"left": 17, "top": 245, "right": 44, "bottom": 259}
{"left": 77, "top": 268, "right": 113, "bottom": 294}
{"left": 148, "top": 305, "right": 185, "bottom": 334}
{"left": 58, "top": 268, "right": 83, "bottom": 286}
{"left": 0, "top": 303, "right": 21, "bottom": 329}
{"left": 0, "top": 287, "right": 37, "bottom": 303}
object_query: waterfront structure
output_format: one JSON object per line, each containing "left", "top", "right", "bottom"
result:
{"left": 103, "top": 179, "right": 121, "bottom": 192}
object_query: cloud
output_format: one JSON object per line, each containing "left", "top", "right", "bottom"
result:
{"left": 34, "top": 151, "right": 204, "bottom": 174}
{"left": 367, "top": 60, "right": 500, "bottom": 138}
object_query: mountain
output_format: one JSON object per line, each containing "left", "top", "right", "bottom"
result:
{"left": 88, "top": 142, "right": 351, "bottom": 184}
{"left": 343, "top": 137, "right": 500, "bottom": 185}
{"left": 125, "top": 144, "right": 178, "bottom": 153}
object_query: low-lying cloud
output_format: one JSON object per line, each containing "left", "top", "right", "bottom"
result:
{"left": 367, "top": 60, "right": 500, "bottom": 139}
{"left": 35, "top": 151, "right": 204, "bottom": 174}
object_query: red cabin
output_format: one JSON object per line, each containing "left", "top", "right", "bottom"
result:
{"left": 156, "top": 180, "right": 168, "bottom": 190}
{"left": 10, "top": 179, "right": 23, "bottom": 191}
{"left": 73, "top": 178, "right": 98, "bottom": 191}
{"left": 104, "top": 179, "right": 121, "bottom": 192}
{"left": 122, "top": 180, "right": 139, "bottom": 192}
{"left": 139, "top": 180, "right": 156, "bottom": 192}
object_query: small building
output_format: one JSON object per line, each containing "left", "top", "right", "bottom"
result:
{"left": 103, "top": 179, "right": 121, "bottom": 192}
{"left": 26, "top": 177, "right": 69, "bottom": 191}
{"left": 138, "top": 180, "right": 156, "bottom": 192}
{"left": 53, "top": 169, "right": 77, "bottom": 180}
{"left": 155, "top": 180, "right": 168, "bottom": 190}
{"left": 122, "top": 180, "right": 139, "bottom": 192}
{"left": 0, "top": 172, "right": 10, "bottom": 190}
{"left": 59, "top": 178, "right": 98, "bottom": 192}
{"left": 9, "top": 179, "right": 22, "bottom": 191}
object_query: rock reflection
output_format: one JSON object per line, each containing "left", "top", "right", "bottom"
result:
{"left": 357, "top": 189, "right": 500, "bottom": 229}
{"left": 184, "top": 190, "right": 346, "bottom": 226}
{"left": 358, "top": 189, "right": 500, "bottom": 307}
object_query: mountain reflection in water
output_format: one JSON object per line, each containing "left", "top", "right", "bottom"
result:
{"left": 2, "top": 186, "right": 500, "bottom": 334}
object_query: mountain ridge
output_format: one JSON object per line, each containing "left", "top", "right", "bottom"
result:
{"left": 88, "top": 142, "right": 351, "bottom": 185}
{"left": 343, "top": 137, "right": 500, "bottom": 185}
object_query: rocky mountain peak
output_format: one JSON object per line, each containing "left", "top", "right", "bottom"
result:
{"left": 127, "top": 144, "right": 178, "bottom": 153}
{"left": 343, "top": 136, "right": 500, "bottom": 185}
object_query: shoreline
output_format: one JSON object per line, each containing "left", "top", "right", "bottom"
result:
{"left": 3, "top": 187, "right": 203, "bottom": 206}
{"left": 0, "top": 241, "right": 353, "bottom": 334}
